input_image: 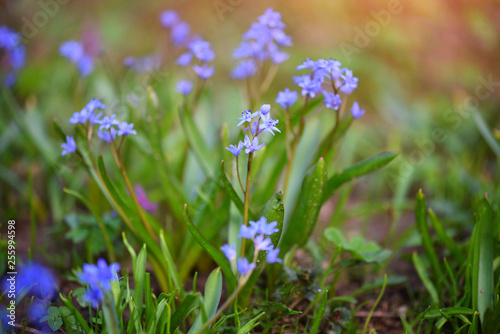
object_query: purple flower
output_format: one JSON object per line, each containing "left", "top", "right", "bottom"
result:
{"left": 237, "top": 258, "right": 256, "bottom": 275}
{"left": 324, "top": 92, "right": 342, "bottom": 110}
{"left": 82, "top": 286, "right": 105, "bottom": 309}
{"left": 243, "top": 135, "right": 264, "bottom": 153}
{"left": 266, "top": 248, "right": 282, "bottom": 264}
{"left": 340, "top": 69, "right": 358, "bottom": 94}
{"left": 294, "top": 75, "right": 322, "bottom": 98}
{"left": 77, "top": 55, "right": 94, "bottom": 77}
{"left": 59, "top": 40, "right": 84, "bottom": 63}
{"left": 231, "top": 59, "right": 257, "bottom": 80}
{"left": 61, "top": 136, "right": 76, "bottom": 156}
{"left": 220, "top": 244, "right": 237, "bottom": 261}
{"left": 225, "top": 141, "right": 244, "bottom": 157}
{"left": 134, "top": 185, "right": 158, "bottom": 213}
{"left": 77, "top": 259, "right": 120, "bottom": 291}
{"left": 171, "top": 22, "right": 190, "bottom": 46}
{"left": 276, "top": 88, "right": 298, "bottom": 109}
{"left": 325, "top": 59, "right": 343, "bottom": 80}
{"left": 97, "top": 127, "right": 117, "bottom": 142}
{"left": 189, "top": 40, "right": 215, "bottom": 62}
{"left": 98, "top": 115, "right": 120, "bottom": 130}
{"left": 351, "top": 101, "right": 365, "bottom": 119}
{"left": 253, "top": 234, "right": 273, "bottom": 251}
{"left": 249, "top": 217, "right": 279, "bottom": 235}
{"left": 0, "top": 26, "right": 20, "bottom": 49}
{"left": 258, "top": 104, "right": 271, "bottom": 116}
{"left": 193, "top": 64, "right": 214, "bottom": 80}
{"left": 117, "top": 122, "right": 137, "bottom": 136}
{"left": 176, "top": 53, "right": 193, "bottom": 67}
{"left": 2, "top": 262, "right": 57, "bottom": 300}
{"left": 7, "top": 45, "right": 25, "bottom": 70}
{"left": 297, "top": 58, "right": 315, "bottom": 71}
{"left": 236, "top": 110, "right": 256, "bottom": 127}
{"left": 238, "top": 223, "right": 259, "bottom": 239}
{"left": 176, "top": 79, "right": 193, "bottom": 95}
{"left": 160, "top": 10, "right": 179, "bottom": 28}
{"left": 260, "top": 113, "right": 280, "bottom": 136}
{"left": 258, "top": 8, "right": 285, "bottom": 29}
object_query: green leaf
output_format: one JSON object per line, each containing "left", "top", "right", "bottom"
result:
{"left": 134, "top": 244, "right": 147, "bottom": 321}
{"left": 237, "top": 312, "right": 265, "bottom": 334}
{"left": 170, "top": 293, "right": 201, "bottom": 331}
{"left": 415, "top": 190, "right": 443, "bottom": 280}
{"left": 281, "top": 157, "right": 327, "bottom": 254}
{"left": 309, "top": 290, "right": 328, "bottom": 334}
{"left": 423, "top": 307, "right": 475, "bottom": 319}
{"left": 412, "top": 252, "right": 439, "bottom": 306}
{"left": 471, "top": 197, "right": 494, "bottom": 324}
{"left": 219, "top": 160, "right": 255, "bottom": 219}
{"left": 59, "top": 292, "right": 91, "bottom": 333}
{"left": 183, "top": 204, "right": 237, "bottom": 292}
{"left": 428, "top": 209, "right": 465, "bottom": 263}
{"left": 188, "top": 267, "right": 223, "bottom": 333}
{"left": 324, "top": 152, "right": 398, "bottom": 200}
{"left": 159, "top": 230, "right": 184, "bottom": 298}
{"left": 471, "top": 108, "right": 500, "bottom": 159}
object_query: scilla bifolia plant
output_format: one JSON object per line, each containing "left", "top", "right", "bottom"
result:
{"left": 51, "top": 8, "right": 399, "bottom": 333}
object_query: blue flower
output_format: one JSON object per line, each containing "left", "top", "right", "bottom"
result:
{"left": 2, "top": 262, "right": 57, "bottom": 300}
{"left": 276, "top": 88, "right": 298, "bottom": 109}
{"left": 171, "top": 22, "right": 190, "bottom": 46}
{"left": 237, "top": 258, "right": 256, "bottom": 275}
{"left": 253, "top": 234, "right": 273, "bottom": 251}
{"left": 160, "top": 10, "right": 179, "bottom": 28}
{"left": 0, "top": 26, "right": 20, "bottom": 49}
{"left": 97, "top": 127, "right": 117, "bottom": 142}
{"left": 123, "top": 55, "right": 161, "bottom": 73}
{"left": 340, "top": 69, "right": 358, "bottom": 94}
{"left": 176, "top": 53, "right": 193, "bottom": 67}
{"left": 294, "top": 75, "right": 322, "bottom": 98}
{"left": 231, "top": 59, "right": 257, "bottom": 80}
{"left": 258, "top": 104, "right": 271, "bottom": 116}
{"left": 351, "top": 101, "right": 365, "bottom": 119}
{"left": 220, "top": 244, "right": 236, "bottom": 261}
{"left": 260, "top": 113, "right": 280, "bottom": 136}
{"left": 7, "top": 45, "right": 25, "bottom": 70}
{"left": 59, "top": 40, "right": 84, "bottom": 63}
{"left": 77, "top": 55, "right": 94, "bottom": 77}
{"left": 238, "top": 223, "right": 259, "bottom": 239}
{"left": 249, "top": 217, "right": 279, "bottom": 235}
{"left": 193, "top": 64, "right": 214, "bottom": 80}
{"left": 61, "top": 136, "right": 76, "bottom": 156}
{"left": 296, "top": 58, "right": 315, "bottom": 71}
{"left": 236, "top": 110, "right": 256, "bottom": 127}
{"left": 189, "top": 40, "right": 215, "bottom": 62}
{"left": 117, "top": 122, "right": 137, "bottom": 136}
{"left": 176, "top": 79, "right": 193, "bottom": 95}
{"left": 83, "top": 286, "right": 105, "bottom": 309}
{"left": 324, "top": 92, "right": 342, "bottom": 110}
{"left": 77, "top": 259, "right": 120, "bottom": 292}
{"left": 243, "top": 135, "right": 264, "bottom": 154}
{"left": 225, "top": 141, "right": 244, "bottom": 157}
{"left": 266, "top": 248, "right": 282, "bottom": 264}
{"left": 98, "top": 115, "right": 120, "bottom": 130}
{"left": 258, "top": 8, "right": 285, "bottom": 29}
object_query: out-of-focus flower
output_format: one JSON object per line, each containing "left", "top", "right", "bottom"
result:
{"left": 276, "top": 88, "right": 298, "bottom": 109}
{"left": 59, "top": 40, "right": 94, "bottom": 77}
{"left": 61, "top": 136, "right": 77, "bottom": 156}
{"left": 266, "top": 248, "right": 282, "bottom": 263}
{"left": 231, "top": 59, "right": 257, "bottom": 80}
{"left": 2, "top": 262, "right": 57, "bottom": 300}
{"left": 176, "top": 79, "right": 193, "bottom": 95}
{"left": 134, "top": 185, "right": 158, "bottom": 213}
{"left": 193, "top": 64, "right": 214, "bottom": 80}
{"left": 324, "top": 92, "right": 342, "bottom": 110}
{"left": 237, "top": 258, "right": 256, "bottom": 275}
{"left": 351, "top": 101, "right": 365, "bottom": 119}
{"left": 221, "top": 244, "right": 237, "bottom": 261}
{"left": 123, "top": 55, "right": 161, "bottom": 73}
{"left": 160, "top": 10, "right": 179, "bottom": 28}
{"left": 171, "top": 22, "right": 191, "bottom": 46}
{"left": 340, "top": 69, "right": 358, "bottom": 94}
{"left": 117, "top": 122, "right": 137, "bottom": 136}
{"left": 225, "top": 142, "right": 244, "bottom": 157}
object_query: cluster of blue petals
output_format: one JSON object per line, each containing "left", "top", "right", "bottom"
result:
{"left": 59, "top": 40, "right": 94, "bottom": 77}
{"left": 77, "top": 259, "right": 120, "bottom": 308}
{"left": 0, "top": 26, "right": 26, "bottom": 86}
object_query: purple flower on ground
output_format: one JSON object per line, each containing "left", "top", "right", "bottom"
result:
{"left": 243, "top": 135, "right": 264, "bottom": 153}
{"left": 220, "top": 244, "right": 237, "bottom": 261}
{"left": 351, "top": 101, "right": 365, "bottom": 119}
{"left": 324, "top": 92, "right": 342, "bottom": 110}
{"left": 276, "top": 88, "right": 298, "bottom": 109}
{"left": 61, "top": 136, "right": 76, "bottom": 156}
{"left": 2, "top": 262, "right": 57, "bottom": 299}
{"left": 134, "top": 185, "right": 158, "bottom": 213}
{"left": 97, "top": 127, "right": 117, "bottom": 142}
{"left": 237, "top": 258, "right": 256, "bottom": 275}
{"left": 77, "top": 259, "right": 120, "bottom": 291}
{"left": 0, "top": 26, "right": 20, "bottom": 49}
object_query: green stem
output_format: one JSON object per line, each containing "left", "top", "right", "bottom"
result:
{"left": 236, "top": 156, "right": 245, "bottom": 194}
{"left": 362, "top": 274, "right": 387, "bottom": 334}
{"left": 241, "top": 152, "right": 254, "bottom": 257}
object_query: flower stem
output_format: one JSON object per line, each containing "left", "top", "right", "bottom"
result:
{"left": 236, "top": 156, "right": 245, "bottom": 194}
{"left": 241, "top": 152, "right": 254, "bottom": 257}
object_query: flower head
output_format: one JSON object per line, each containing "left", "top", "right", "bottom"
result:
{"left": 171, "top": 22, "right": 191, "bottom": 46}
{"left": 176, "top": 53, "right": 193, "bottom": 67}
{"left": 231, "top": 59, "right": 257, "bottom": 80}
{"left": 294, "top": 75, "right": 322, "bottom": 98}
{"left": 97, "top": 127, "right": 117, "bottom": 142}
{"left": 189, "top": 40, "right": 215, "bottom": 62}
{"left": 225, "top": 141, "right": 244, "bottom": 157}
{"left": 2, "top": 262, "right": 57, "bottom": 299}
{"left": 238, "top": 223, "right": 259, "bottom": 239}
{"left": 98, "top": 115, "right": 120, "bottom": 130}
{"left": 193, "top": 64, "right": 214, "bottom": 80}
{"left": 243, "top": 135, "right": 264, "bottom": 154}
{"left": 160, "top": 10, "right": 179, "bottom": 28}
{"left": 237, "top": 258, "right": 256, "bottom": 275}
{"left": 253, "top": 234, "right": 273, "bottom": 251}
{"left": 77, "top": 258, "right": 120, "bottom": 291}
{"left": 117, "top": 122, "right": 137, "bottom": 136}
{"left": 77, "top": 55, "right": 94, "bottom": 77}
{"left": 351, "top": 101, "right": 365, "bottom": 119}
{"left": 276, "top": 88, "right": 298, "bottom": 109}
{"left": 324, "top": 92, "right": 342, "bottom": 110}
{"left": 260, "top": 113, "right": 280, "bottom": 136}
{"left": 266, "top": 248, "right": 282, "bottom": 264}
{"left": 220, "top": 244, "right": 237, "bottom": 261}
{"left": 236, "top": 110, "right": 256, "bottom": 127}
{"left": 0, "top": 26, "right": 20, "bottom": 49}
{"left": 176, "top": 79, "right": 193, "bottom": 95}
{"left": 61, "top": 136, "right": 76, "bottom": 156}
{"left": 59, "top": 40, "right": 84, "bottom": 62}
{"left": 340, "top": 69, "right": 358, "bottom": 94}
{"left": 134, "top": 185, "right": 158, "bottom": 213}
{"left": 249, "top": 217, "right": 279, "bottom": 235}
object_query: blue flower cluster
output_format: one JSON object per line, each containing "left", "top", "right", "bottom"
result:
{"left": 0, "top": 25, "right": 26, "bottom": 87}
{"left": 77, "top": 259, "right": 120, "bottom": 308}
{"left": 61, "top": 98, "right": 137, "bottom": 155}
{"left": 231, "top": 8, "right": 292, "bottom": 80}
{"left": 59, "top": 40, "right": 94, "bottom": 77}
{"left": 226, "top": 104, "right": 280, "bottom": 157}
{"left": 274, "top": 58, "right": 365, "bottom": 118}
{"left": 160, "top": 9, "right": 215, "bottom": 94}
{"left": 221, "top": 217, "right": 282, "bottom": 276}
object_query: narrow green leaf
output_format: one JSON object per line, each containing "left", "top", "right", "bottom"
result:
{"left": 428, "top": 209, "right": 465, "bottom": 263}
{"left": 309, "top": 290, "right": 328, "bottom": 334}
{"left": 325, "top": 152, "right": 398, "bottom": 200}
{"left": 412, "top": 251, "right": 439, "bottom": 306}
{"left": 220, "top": 160, "right": 248, "bottom": 217}
{"left": 59, "top": 292, "right": 92, "bottom": 333}
{"left": 134, "top": 244, "right": 147, "bottom": 321}
{"left": 170, "top": 293, "right": 201, "bottom": 331}
{"left": 423, "top": 307, "right": 475, "bottom": 319}
{"left": 183, "top": 204, "right": 237, "bottom": 292}
{"left": 415, "top": 190, "right": 443, "bottom": 280}
{"left": 159, "top": 230, "right": 184, "bottom": 298}
{"left": 188, "top": 268, "right": 223, "bottom": 334}
{"left": 237, "top": 312, "right": 265, "bottom": 334}
{"left": 471, "top": 108, "right": 500, "bottom": 158}
{"left": 281, "top": 158, "right": 327, "bottom": 254}
{"left": 471, "top": 197, "right": 494, "bottom": 324}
